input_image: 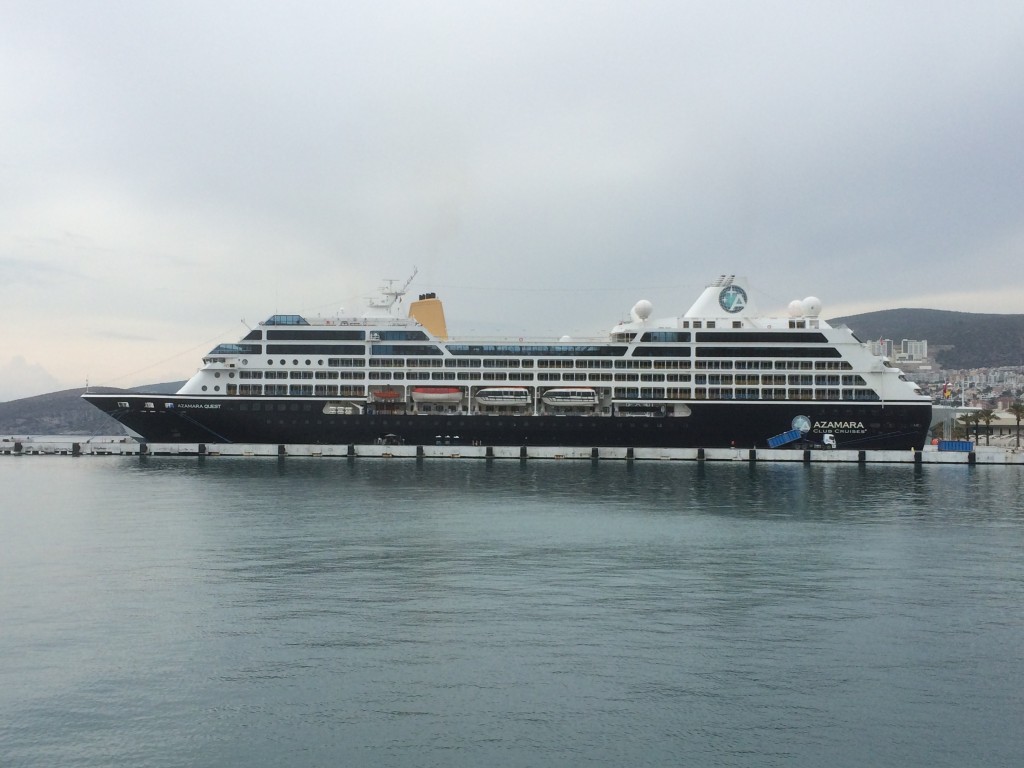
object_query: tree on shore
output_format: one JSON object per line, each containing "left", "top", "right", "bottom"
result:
{"left": 1009, "top": 400, "right": 1024, "bottom": 449}
{"left": 958, "top": 411, "right": 980, "bottom": 442}
{"left": 978, "top": 408, "right": 996, "bottom": 445}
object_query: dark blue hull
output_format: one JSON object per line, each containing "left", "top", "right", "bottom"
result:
{"left": 83, "top": 394, "right": 932, "bottom": 450}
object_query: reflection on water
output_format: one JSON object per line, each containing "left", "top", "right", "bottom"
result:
{"left": 2, "top": 458, "right": 1023, "bottom": 768}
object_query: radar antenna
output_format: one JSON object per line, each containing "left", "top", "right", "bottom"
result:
{"left": 366, "top": 266, "right": 418, "bottom": 314}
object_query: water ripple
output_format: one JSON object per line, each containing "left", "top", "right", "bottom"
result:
{"left": 2, "top": 459, "right": 1023, "bottom": 767}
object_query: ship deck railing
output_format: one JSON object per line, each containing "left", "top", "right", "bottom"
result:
{"left": 440, "top": 334, "right": 609, "bottom": 343}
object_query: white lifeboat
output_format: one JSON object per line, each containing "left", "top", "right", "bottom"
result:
{"left": 541, "top": 387, "right": 599, "bottom": 407}
{"left": 475, "top": 387, "right": 531, "bottom": 406}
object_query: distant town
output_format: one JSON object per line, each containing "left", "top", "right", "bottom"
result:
{"left": 876, "top": 337, "right": 1024, "bottom": 445}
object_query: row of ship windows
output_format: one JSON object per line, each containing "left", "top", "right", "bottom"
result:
{"left": 239, "top": 329, "right": 432, "bottom": 342}
{"left": 232, "top": 369, "right": 866, "bottom": 385}
{"left": 214, "top": 383, "right": 880, "bottom": 401}
{"left": 245, "top": 326, "right": 829, "bottom": 342}
{"left": 235, "top": 326, "right": 827, "bottom": 344}
{"left": 215, "top": 343, "right": 840, "bottom": 359}
{"left": 218, "top": 357, "right": 855, "bottom": 372}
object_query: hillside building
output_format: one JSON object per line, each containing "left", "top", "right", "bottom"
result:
{"left": 867, "top": 338, "right": 928, "bottom": 362}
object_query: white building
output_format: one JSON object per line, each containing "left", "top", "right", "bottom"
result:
{"left": 899, "top": 339, "right": 928, "bottom": 361}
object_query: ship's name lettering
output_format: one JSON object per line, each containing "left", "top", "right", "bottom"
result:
{"left": 813, "top": 420, "right": 865, "bottom": 432}
{"left": 179, "top": 403, "right": 221, "bottom": 409}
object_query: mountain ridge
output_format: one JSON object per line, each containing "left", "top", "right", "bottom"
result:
{"left": 0, "top": 383, "right": 185, "bottom": 436}
{"left": 829, "top": 308, "right": 1024, "bottom": 369}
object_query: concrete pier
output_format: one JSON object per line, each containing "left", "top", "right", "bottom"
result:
{"left": 3, "top": 436, "right": 1023, "bottom": 464}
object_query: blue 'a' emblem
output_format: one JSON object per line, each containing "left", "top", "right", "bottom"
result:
{"left": 718, "top": 285, "right": 747, "bottom": 313}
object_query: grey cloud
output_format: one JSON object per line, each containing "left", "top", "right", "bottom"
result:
{"left": 1, "top": 1, "right": 1023, "bottom": 394}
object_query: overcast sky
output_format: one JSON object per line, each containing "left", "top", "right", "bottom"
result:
{"left": 2, "top": 1, "right": 1022, "bottom": 401}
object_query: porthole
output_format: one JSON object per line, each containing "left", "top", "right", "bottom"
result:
{"left": 214, "top": 372, "right": 221, "bottom": 378}
{"left": 268, "top": 359, "right": 274, "bottom": 365}
{"left": 293, "top": 359, "right": 298, "bottom": 366}
{"left": 305, "top": 359, "right": 311, "bottom": 366}
{"left": 318, "top": 359, "right": 324, "bottom": 366}
{"left": 229, "top": 372, "right": 235, "bottom": 378}
{"left": 214, "top": 386, "right": 220, "bottom": 392}
{"left": 242, "top": 359, "right": 248, "bottom": 365}
{"left": 202, "top": 385, "right": 208, "bottom": 391}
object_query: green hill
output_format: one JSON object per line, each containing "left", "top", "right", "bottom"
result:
{"left": 0, "top": 383, "right": 184, "bottom": 436}
{"left": 829, "top": 309, "right": 1024, "bottom": 369}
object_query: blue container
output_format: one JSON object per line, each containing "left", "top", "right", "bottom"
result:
{"left": 937, "top": 440, "right": 974, "bottom": 452}
{"left": 768, "top": 429, "right": 803, "bottom": 448}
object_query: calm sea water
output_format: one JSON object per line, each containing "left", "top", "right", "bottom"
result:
{"left": 2, "top": 457, "right": 1023, "bottom": 767}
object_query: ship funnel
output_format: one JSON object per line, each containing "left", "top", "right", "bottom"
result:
{"left": 408, "top": 293, "right": 448, "bottom": 339}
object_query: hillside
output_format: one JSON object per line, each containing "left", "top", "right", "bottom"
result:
{"left": 0, "top": 383, "right": 184, "bottom": 436}
{"left": 829, "top": 308, "right": 1024, "bottom": 369}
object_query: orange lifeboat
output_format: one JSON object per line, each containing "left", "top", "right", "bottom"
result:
{"left": 411, "top": 387, "right": 463, "bottom": 404}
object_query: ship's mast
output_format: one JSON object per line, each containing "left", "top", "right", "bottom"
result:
{"left": 366, "top": 266, "right": 418, "bottom": 315}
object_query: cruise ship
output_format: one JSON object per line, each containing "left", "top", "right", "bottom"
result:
{"left": 82, "top": 275, "right": 932, "bottom": 449}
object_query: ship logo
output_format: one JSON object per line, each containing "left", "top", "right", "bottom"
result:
{"left": 718, "top": 285, "right": 747, "bottom": 313}
{"left": 792, "top": 415, "right": 811, "bottom": 434}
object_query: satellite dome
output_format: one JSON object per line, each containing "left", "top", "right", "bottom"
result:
{"left": 802, "top": 296, "right": 822, "bottom": 317}
{"left": 788, "top": 300, "right": 804, "bottom": 317}
{"left": 631, "top": 299, "right": 653, "bottom": 321}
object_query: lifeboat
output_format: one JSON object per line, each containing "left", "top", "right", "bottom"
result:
{"left": 541, "top": 387, "right": 599, "bottom": 406}
{"left": 372, "top": 389, "right": 401, "bottom": 401}
{"left": 411, "top": 387, "right": 463, "bottom": 404}
{"left": 475, "top": 387, "right": 531, "bottom": 406}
